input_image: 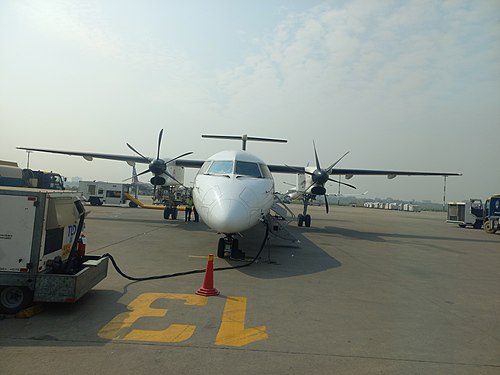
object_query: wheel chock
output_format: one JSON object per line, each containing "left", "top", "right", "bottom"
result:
{"left": 15, "top": 304, "right": 44, "bottom": 319}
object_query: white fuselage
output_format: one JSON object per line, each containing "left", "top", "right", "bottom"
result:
{"left": 193, "top": 150, "right": 274, "bottom": 234}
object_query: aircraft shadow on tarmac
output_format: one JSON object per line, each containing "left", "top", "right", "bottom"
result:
{"left": 211, "top": 223, "right": 342, "bottom": 280}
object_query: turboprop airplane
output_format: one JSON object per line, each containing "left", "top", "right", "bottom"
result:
{"left": 18, "top": 130, "right": 461, "bottom": 259}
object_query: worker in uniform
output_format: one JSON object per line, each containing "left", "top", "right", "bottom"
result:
{"left": 185, "top": 195, "right": 194, "bottom": 221}
{"left": 193, "top": 204, "right": 199, "bottom": 222}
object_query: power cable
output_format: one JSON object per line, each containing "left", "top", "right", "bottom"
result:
{"left": 101, "top": 221, "right": 270, "bottom": 282}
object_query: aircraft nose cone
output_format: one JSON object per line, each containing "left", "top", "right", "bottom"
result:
{"left": 208, "top": 199, "right": 250, "bottom": 233}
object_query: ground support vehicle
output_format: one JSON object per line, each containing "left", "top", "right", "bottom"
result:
{"left": 483, "top": 195, "right": 500, "bottom": 234}
{"left": 0, "top": 187, "right": 108, "bottom": 313}
{"left": 78, "top": 180, "right": 135, "bottom": 206}
{"left": 447, "top": 199, "right": 484, "bottom": 229}
{"left": 0, "top": 160, "right": 65, "bottom": 190}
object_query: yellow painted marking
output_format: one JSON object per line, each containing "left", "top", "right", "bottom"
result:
{"left": 99, "top": 293, "right": 268, "bottom": 347}
{"left": 98, "top": 293, "right": 207, "bottom": 342}
{"left": 215, "top": 296, "right": 268, "bottom": 347}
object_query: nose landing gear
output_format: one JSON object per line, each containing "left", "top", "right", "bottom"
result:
{"left": 217, "top": 235, "right": 245, "bottom": 260}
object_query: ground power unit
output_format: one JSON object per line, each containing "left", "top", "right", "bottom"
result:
{"left": 0, "top": 187, "right": 108, "bottom": 313}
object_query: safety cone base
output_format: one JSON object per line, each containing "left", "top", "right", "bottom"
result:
{"left": 195, "top": 286, "right": 220, "bottom": 297}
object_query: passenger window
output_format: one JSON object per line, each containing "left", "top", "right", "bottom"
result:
{"left": 207, "top": 161, "right": 233, "bottom": 175}
{"left": 235, "top": 161, "right": 262, "bottom": 178}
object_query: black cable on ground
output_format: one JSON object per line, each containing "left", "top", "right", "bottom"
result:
{"left": 101, "top": 221, "right": 270, "bottom": 282}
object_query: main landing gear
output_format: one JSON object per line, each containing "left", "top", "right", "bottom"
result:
{"left": 298, "top": 194, "right": 314, "bottom": 227}
{"left": 217, "top": 235, "right": 245, "bottom": 260}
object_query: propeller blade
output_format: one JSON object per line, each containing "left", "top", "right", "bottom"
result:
{"left": 157, "top": 129, "right": 164, "bottom": 160}
{"left": 313, "top": 140, "right": 321, "bottom": 170}
{"left": 284, "top": 164, "right": 313, "bottom": 176}
{"left": 122, "top": 168, "right": 151, "bottom": 181}
{"left": 164, "top": 151, "right": 194, "bottom": 165}
{"left": 324, "top": 194, "right": 329, "bottom": 214}
{"left": 126, "top": 143, "right": 150, "bottom": 161}
{"left": 303, "top": 181, "right": 316, "bottom": 194}
{"left": 165, "top": 171, "right": 183, "bottom": 186}
{"left": 325, "top": 151, "right": 350, "bottom": 173}
{"left": 328, "top": 177, "right": 356, "bottom": 189}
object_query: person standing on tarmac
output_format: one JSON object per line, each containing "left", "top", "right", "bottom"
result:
{"left": 185, "top": 195, "right": 194, "bottom": 221}
{"left": 193, "top": 205, "right": 199, "bottom": 222}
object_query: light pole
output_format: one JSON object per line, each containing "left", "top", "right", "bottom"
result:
{"left": 443, "top": 175, "right": 447, "bottom": 212}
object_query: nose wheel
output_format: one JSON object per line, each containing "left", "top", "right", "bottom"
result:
{"left": 217, "top": 236, "right": 245, "bottom": 260}
{"left": 297, "top": 214, "right": 311, "bottom": 227}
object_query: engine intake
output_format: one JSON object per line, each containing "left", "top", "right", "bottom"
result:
{"left": 311, "top": 186, "right": 326, "bottom": 195}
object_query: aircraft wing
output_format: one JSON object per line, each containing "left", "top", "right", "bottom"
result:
{"left": 17, "top": 147, "right": 209, "bottom": 169}
{"left": 17, "top": 147, "right": 461, "bottom": 177}
{"left": 17, "top": 147, "right": 152, "bottom": 164}
{"left": 268, "top": 164, "right": 461, "bottom": 177}
{"left": 175, "top": 159, "right": 205, "bottom": 168}
{"left": 331, "top": 168, "right": 462, "bottom": 177}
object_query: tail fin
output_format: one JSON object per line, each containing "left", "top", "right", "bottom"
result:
{"left": 131, "top": 165, "right": 139, "bottom": 184}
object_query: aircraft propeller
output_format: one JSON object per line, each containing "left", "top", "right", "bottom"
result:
{"left": 125, "top": 129, "right": 193, "bottom": 196}
{"left": 287, "top": 141, "right": 356, "bottom": 214}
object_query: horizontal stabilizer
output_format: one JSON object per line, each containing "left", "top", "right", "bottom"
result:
{"left": 202, "top": 134, "right": 287, "bottom": 151}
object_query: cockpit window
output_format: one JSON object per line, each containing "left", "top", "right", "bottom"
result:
{"left": 259, "top": 163, "right": 272, "bottom": 179}
{"left": 207, "top": 161, "right": 233, "bottom": 174}
{"left": 198, "top": 160, "right": 212, "bottom": 175}
{"left": 235, "top": 161, "right": 262, "bottom": 178}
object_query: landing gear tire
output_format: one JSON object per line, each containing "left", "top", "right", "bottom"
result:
{"left": 231, "top": 238, "right": 239, "bottom": 252}
{"left": 298, "top": 214, "right": 304, "bottom": 227}
{"left": 163, "top": 207, "right": 170, "bottom": 220}
{"left": 0, "top": 286, "right": 33, "bottom": 314}
{"left": 217, "top": 238, "right": 226, "bottom": 258}
{"left": 305, "top": 214, "right": 311, "bottom": 227}
{"left": 230, "top": 238, "right": 245, "bottom": 260}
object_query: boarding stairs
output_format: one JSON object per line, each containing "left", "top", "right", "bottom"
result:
{"left": 268, "top": 196, "right": 300, "bottom": 244}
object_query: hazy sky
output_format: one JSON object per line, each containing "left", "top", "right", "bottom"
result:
{"left": 1, "top": 0, "right": 499, "bottom": 203}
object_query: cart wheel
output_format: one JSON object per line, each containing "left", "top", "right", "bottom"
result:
{"left": 129, "top": 201, "right": 138, "bottom": 208}
{"left": 0, "top": 286, "right": 33, "bottom": 314}
{"left": 484, "top": 220, "right": 496, "bottom": 234}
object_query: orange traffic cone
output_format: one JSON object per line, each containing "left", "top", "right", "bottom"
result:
{"left": 196, "top": 254, "right": 220, "bottom": 296}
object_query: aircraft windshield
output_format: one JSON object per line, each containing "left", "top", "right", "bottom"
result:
{"left": 235, "top": 161, "right": 262, "bottom": 178}
{"left": 207, "top": 161, "right": 233, "bottom": 175}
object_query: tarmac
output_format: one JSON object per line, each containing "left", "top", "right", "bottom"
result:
{"left": 1, "top": 203, "right": 499, "bottom": 374}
